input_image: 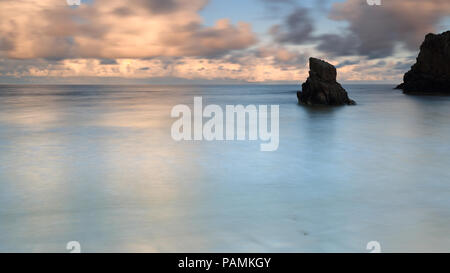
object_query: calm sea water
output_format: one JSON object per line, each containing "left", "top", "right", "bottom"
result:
{"left": 0, "top": 84, "right": 449, "bottom": 252}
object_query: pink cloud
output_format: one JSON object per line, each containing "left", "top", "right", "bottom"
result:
{"left": 0, "top": 0, "right": 257, "bottom": 59}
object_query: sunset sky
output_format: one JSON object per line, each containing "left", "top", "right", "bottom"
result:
{"left": 0, "top": 0, "right": 449, "bottom": 84}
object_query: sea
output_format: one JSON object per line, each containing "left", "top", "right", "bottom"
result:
{"left": 0, "top": 84, "right": 449, "bottom": 252}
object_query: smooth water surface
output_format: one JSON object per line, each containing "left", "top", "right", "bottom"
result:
{"left": 0, "top": 84, "right": 449, "bottom": 252}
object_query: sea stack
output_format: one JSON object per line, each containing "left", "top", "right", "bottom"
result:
{"left": 297, "top": 57, "right": 355, "bottom": 105}
{"left": 396, "top": 31, "right": 450, "bottom": 94}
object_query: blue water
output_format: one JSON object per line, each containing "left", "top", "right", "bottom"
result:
{"left": 0, "top": 84, "right": 449, "bottom": 252}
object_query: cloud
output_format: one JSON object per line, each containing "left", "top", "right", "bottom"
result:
{"left": 269, "top": 0, "right": 450, "bottom": 59}
{"left": 322, "top": 0, "right": 450, "bottom": 58}
{"left": 0, "top": 36, "right": 14, "bottom": 51}
{"left": 254, "top": 46, "right": 308, "bottom": 69}
{"left": 260, "top": 0, "right": 295, "bottom": 5}
{"left": 0, "top": 45, "right": 309, "bottom": 82}
{"left": 335, "top": 59, "right": 360, "bottom": 68}
{"left": 2, "top": 0, "right": 444, "bottom": 83}
{"left": 99, "top": 59, "right": 118, "bottom": 65}
{"left": 315, "top": 33, "right": 360, "bottom": 57}
{"left": 329, "top": 58, "right": 411, "bottom": 82}
{"left": 137, "top": 0, "right": 184, "bottom": 14}
{"left": 0, "top": 0, "right": 257, "bottom": 59}
{"left": 161, "top": 19, "right": 257, "bottom": 58}
{"left": 1, "top": 53, "right": 410, "bottom": 83}
{"left": 390, "top": 60, "right": 414, "bottom": 72}
{"left": 270, "top": 8, "right": 314, "bottom": 44}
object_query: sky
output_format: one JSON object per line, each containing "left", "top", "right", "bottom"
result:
{"left": 0, "top": 0, "right": 449, "bottom": 84}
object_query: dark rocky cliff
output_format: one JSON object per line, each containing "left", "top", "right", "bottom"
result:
{"left": 396, "top": 31, "right": 450, "bottom": 94}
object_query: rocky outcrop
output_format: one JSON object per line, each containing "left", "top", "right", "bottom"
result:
{"left": 396, "top": 31, "right": 450, "bottom": 94}
{"left": 297, "top": 58, "right": 355, "bottom": 105}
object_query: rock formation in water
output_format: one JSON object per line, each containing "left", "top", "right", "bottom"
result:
{"left": 396, "top": 31, "right": 450, "bottom": 94}
{"left": 297, "top": 57, "right": 356, "bottom": 105}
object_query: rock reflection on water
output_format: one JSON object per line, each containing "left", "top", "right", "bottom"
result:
{"left": 0, "top": 84, "right": 449, "bottom": 252}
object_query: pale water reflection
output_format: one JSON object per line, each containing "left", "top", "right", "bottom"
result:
{"left": 0, "top": 85, "right": 449, "bottom": 252}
